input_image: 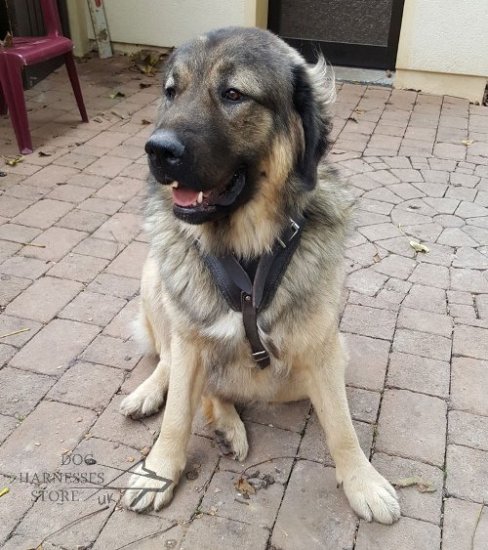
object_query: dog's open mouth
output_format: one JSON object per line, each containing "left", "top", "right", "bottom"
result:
{"left": 171, "top": 168, "right": 246, "bottom": 215}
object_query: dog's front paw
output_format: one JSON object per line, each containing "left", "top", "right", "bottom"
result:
{"left": 123, "top": 460, "right": 176, "bottom": 512}
{"left": 340, "top": 463, "right": 400, "bottom": 524}
{"left": 120, "top": 383, "right": 165, "bottom": 418}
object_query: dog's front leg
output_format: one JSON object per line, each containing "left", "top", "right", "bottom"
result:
{"left": 124, "top": 333, "right": 204, "bottom": 512}
{"left": 305, "top": 332, "right": 400, "bottom": 524}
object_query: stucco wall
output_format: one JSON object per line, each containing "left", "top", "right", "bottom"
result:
{"left": 396, "top": 0, "right": 488, "bottom": 77}
{"left": 85, "top": 0, "right": 265, "bottom": 47}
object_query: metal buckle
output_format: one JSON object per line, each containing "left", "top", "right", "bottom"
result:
{"left": 277, "top": 218, "right": 300, "bottom": 249}
{"left": 252, "top": 350, "right": 268, "bottom": 359}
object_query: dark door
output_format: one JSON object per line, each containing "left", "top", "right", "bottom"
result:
{"left": 268, "top": 0, "right": 405, "bottom": 70}
{"left": 1, "top": 0, "right": 70, "bottom": 89}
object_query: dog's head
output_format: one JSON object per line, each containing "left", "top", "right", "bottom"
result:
{"left": 147, "top": 27, "right": 334, "bottom": 250}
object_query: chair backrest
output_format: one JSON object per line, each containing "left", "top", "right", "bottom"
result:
{"left": 40, "top": 0, "right": 63, "bottom": 36}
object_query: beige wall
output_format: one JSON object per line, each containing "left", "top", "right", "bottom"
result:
{"left": 83, "top": 0, "right": 267, "bottom": 48}
{"left": 395, "top": 0, "right": 488, "bottom": 102}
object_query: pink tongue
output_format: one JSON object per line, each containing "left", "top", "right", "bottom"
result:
{"left": 172, "top": 187, "right": 199, "bottom": 207}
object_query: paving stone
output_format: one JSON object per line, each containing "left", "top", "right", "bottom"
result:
{"left": 442, "top": 497, "right": 488, "bottom": 550}
{"left": 453, "top": 247, "right": 488, "bottom": 269}
{"left": 47, "top": 253, "right": 109, "bottom": 283}
{"left": 449, "top": 410, "right": 488, "bottom": 452}
{"left": 373, "top": 254, "right": 417, "bottom": 279}
{"left": 476, "top": 294, "right": 488, "bottom": 319}
{"left": 84, "top": 154, "right": 133, "bottom": 178}
{"left": 0, "top": 367, "right": 54, "bottom": 417}
{"left": 0, "top": 414, "right": 18, "bottom": 445}
{"left": 450, "top": 268, "right": 488, "bottom": 293}
{"left": 359, "top": 222, "right": 402, "bottom": 241}
{"left": 5, "top": 276, "right": 81, "bottom": 322}
{"left": 0, "top": 196, "right": 32, "bottom": 218}
{"left": 95, "top": 175, "right": 144, "bottom": 202}
{"left": 183, "top": 514, "right": 269, "bottom": 550}
{"left": 103, "top": 296, "right": 139, "bottom": 339}
{"left": 0, "top": 400, "right": 97, "bottom": 476}
{"left": 371, "top": 453, "right": 443, "bottom": 524}
{"left": 19, "top": 226, "right": 87, "bottom": 262}
{"left": 341, "top": 304, "right": 396, "bottom": 340}
{"left": 346, "top": 268, "right": 388, "bottom": 296}
{"left": 94, "top": 509, "right": 183, "bottom": 550}
{"left": 0, "top": 274, "right": 32, "bottom": 307}
{"left": 423, "top": 197, "right": 460, "bottom": 214}
{"left": 346, "top": 387, "right": 380, "bottom": 424}
{"left": 60, "top": 290, "right": 126, "bottom": 326}
{"left": 271, "top": 463, "right": 357, "bottom": 550}
{"left": 463, "top": 224, "right": 488, "bottom": 244}
{"left": 88, "top": 272, "right": 140, "bottom": 299}
{"left": 10, "top": 319, "right": 99, "bottom": 375}
{"left": 387, "top": 352, "right": 450, "bottom": 398}
{"left": 0, "top": 343, "right": 16, "bottom": 367}
{"left": 20, "top": 164, "right": 79, "bottom": 188}
{"left": 56, "top": 208, "right": 108, "bottom": 232}
{"left": 393, "top": 329, "right": 451, "bottom": 361}
{"left": 0, "top": 315, "right": 42, "bottom": 347}
{"left": 78, "top": 196, "right": 123, "bottom": 215}
{"left": 81, "top": 334, "right": 141, "bottom": 370}
{"left": 453, "top": 324, "right": 488, "bottom": 360}
{"left": 105, "top": 241, "right": 148, "bottom": 279}
{"left": 344, "top": 333, "right": 390, "bottom": 391}
{"left": 355, "top": 516, "right": 440, "bottom": 550}
{"left": 0, "top": 240, "right": 21, "bottom": 264}
{"left": 219, "top": 421, "right": 300, "bottom": 477}
{"left": 451, "top": 357, "right": 488, "bottom": 416}
{"left": 376, "top": 389, "right": 447, "bottom": 465}
{"left": 446, "top": 444, "right": 488, "bottom": 503}
{"left": 11, "top": 199, "right": 73, "bottom": 229}
{"left": 409, "top": 263, "right": 450, "bottom": 289}
{"left": 93, "top": 212, "right": 142, "bottom": 245}
{"left": 300, "top": 411, "right": 373, "bottom": 466}
{"left": 73, "top": 236, "right": 122, "bottom": 260}
{"left": 397, "top": 307, "right": 452, "bottom": 337}
{"left": 90, "top": 394, "right": 160, "bottom": 448}
{"left": 0, "top": 475, "right": 37, "bottom": 545}
{"left": 46, "top": 183, "right": 94, "bottom": 203}
{"left": 242, "top": 399, "right": 310, "bottom": 433}
{"left": 0, "top": 224, "right": 41, "bottom": 244}
{"left": 0, "top": 255, "right": 50, "bottom": 279}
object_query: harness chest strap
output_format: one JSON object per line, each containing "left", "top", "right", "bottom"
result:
{"left": 199, "top": 215, "right": 306, "bottom": 368}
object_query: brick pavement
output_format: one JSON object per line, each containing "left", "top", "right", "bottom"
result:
{"left": 1, "top": 55, "right": 488, "bottom": 550}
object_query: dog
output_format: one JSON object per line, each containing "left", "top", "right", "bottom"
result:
{"left": 120, "top": 26, "right": 400, "bottom": 524}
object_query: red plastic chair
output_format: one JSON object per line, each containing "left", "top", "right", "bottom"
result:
{"left": 0, "top": 0, "right": 88, "bottom": 154}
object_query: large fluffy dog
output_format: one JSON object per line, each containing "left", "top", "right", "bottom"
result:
{"left": 120, "top": 26, "right": 400, "bottom": 524}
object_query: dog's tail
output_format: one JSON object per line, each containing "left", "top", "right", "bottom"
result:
{"left": 308, "top": 54, "right": 336, "bottom": 107}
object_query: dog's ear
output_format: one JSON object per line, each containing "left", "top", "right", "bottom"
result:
{"left": 292, "top": 60, "right": 333, "bottom": 190}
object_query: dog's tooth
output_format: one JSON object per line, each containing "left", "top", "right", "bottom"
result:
{"left": 197, "top": 191, "right": 203, "bottom": 204}
{"left": 171, "top": 181, "right": 179, "bottom": 189}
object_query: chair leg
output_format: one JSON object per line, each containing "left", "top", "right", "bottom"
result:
{"left": 0, "top": 64, "right": 33, "bottom": 154}
{"left": 0, "top": 82, "right": 7, "bottom": 116}
{"left": 64, "top": 51, "right": 88, "bottom": 123}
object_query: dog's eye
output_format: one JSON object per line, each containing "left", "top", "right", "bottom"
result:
{"left": 222, "top": 88, "right": 243, "bottom": 102}
{"left": 165, "top": 86, "right": 176, "bottom": 100}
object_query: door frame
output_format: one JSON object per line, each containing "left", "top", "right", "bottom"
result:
{"left": 268, "top": 0, "right": 405, "bottom": 70}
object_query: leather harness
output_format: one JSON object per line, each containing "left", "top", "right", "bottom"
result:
{"left": 198, "top": 215, "right": 306, "bottom": 369}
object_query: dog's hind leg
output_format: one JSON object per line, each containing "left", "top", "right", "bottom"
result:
{"left": 202, "top": 396, "right": 249, "bottom": 461}
{"left": 120, "top": 356, "right": 170, "bottom": 418}
{"left": 304, "top": 332, "right": 400, "bottom": 525}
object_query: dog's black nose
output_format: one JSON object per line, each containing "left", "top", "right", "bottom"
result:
{"left": 145, "top": 131, "right": 185, "bottom": 166}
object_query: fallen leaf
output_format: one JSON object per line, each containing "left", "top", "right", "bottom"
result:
{"left": 141, "top": 119, "right": 152, "bottom": 125}
{"left": 4, "top": 155, "right": 24, "bottom": 166}
{"left": 234, "top": 476, "right": 256, "bottom": 497}
{"left": 109, "top": 91, "right": 126, "bottom": 99}
{"left": 139, "top": 82, "right": 152, "bottom": 89}
{"left": 461, "top": 139, "right": 474, "bottom": 146}
{"left": 409, "top": 240, "right": 430, "bottom": 253}
{"left": 347, "top": 116, "right": 359, "bottom": 123}
{"left": 393, "top": 476, "right": 436, "bottom": 493}
{"left": 0, "top": 487, "right": 9, "bottom": 498}
{"left": 38, "top": 151, "right": 52, "bottom": 157}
